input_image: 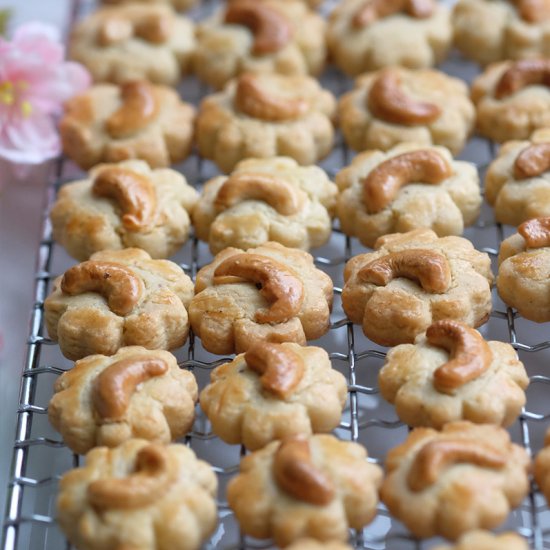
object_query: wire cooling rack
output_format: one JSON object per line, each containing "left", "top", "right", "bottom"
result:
{"left": 3, "top": 0, "right": 550, "bottom": 548}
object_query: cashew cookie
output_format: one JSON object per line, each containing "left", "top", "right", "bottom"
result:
{"left": 497, "top": 217, "right": 550, "bottom": 322}
{"left": 69, "top": 3, "right": 195, "bottom": 85}
{"left": 102, "top": 0, "right": 197, "bottom": 10}
{"left": 339, "top": 67, "right": 474, "bottom": 156}
{"left": 433, "top": 530, "right": 529, "bottom": 550}
{"left": 380, "top": 421, "right": 531, "bottom": 540}
{"left": 336, "top": 143, "right": 481, "bottom": 248}
{"left": 327, "top": 0, "right": 452, "bottom": 76}
{"left": 200, "top": 342, "right": 347, "bottom": 450}
{"left": 49, "top": 346, "right": 198, "bottom": 455}
{"left": 196, "top": 73, "right": 336, "bottom": 173}
{"left": 189, "top": 242, "right": 333, "bottom": 355}
{"left": 57, "top": 439, "right": 217, "bottom": 550}
{"left": 227, "top": 434, "right": 383, "bottom": 546}
{"left": 379, "top": 320, "right": 528, "bottom": 429}
{"left": 342, "top": 228, "right": 494, "bottom": 346}
{"left": 453, "top": 0, "right": 550, "bottom": 66}
{"left": 194, "top": 0, "right": 326, "bottom": 89}
{"left": 51, "top": 160, "right": 198, "bottom": 261}
{"left": 486, "top": 129, "right": 550, "bottom": 225}
{"left": 193, "top": 156, "right": 337, "bottom": 254}
{"left": 60, "top": 81, "right": 195, "bottom": 170}
{"left": 472, "top": 59, "right": 550, "bottom": 142}
{"left": 44, "top": 248, "right": 194, "bottom": 360}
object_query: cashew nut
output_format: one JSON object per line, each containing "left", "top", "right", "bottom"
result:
{"left": 518, "top": 216, "right": 550, "bottom": 248}
{"left": 134, "top": 12, "right": 172, "bottom": 44}
{"left": 513, "top": 142, "right": 550, "bottom": 179}
{"left": 245, "top": 342, "right": 305, "bottom": 398}
{"left": 512, "top": 0, "right": 550, "bottom": 23}
{"left": 273, "top": 436, "right": 335, "bottom": 505}
{"left": 494, "top": 59, "right": 550, "bottom": 99}
{"left": 367, "top": 70, "right": 441, "bottom": 126}
{"left": 353, "top": 0, "right": 435, "bottom": 27}
{"left": 92, "top": 355, "right": 169, "bottom": 420}
{"left": 97, "top": 16, "right": 133, "bottom": 47}
{"left": 362, "top": 150, "right": 452, "bottom": 213}
{"left": 106, "top": 81, "right": 159, "bottom": 139}
{"left": 358, "top": 249, "right": 452, "bottom": 294}
{"left": 426, "top": 320, "right": 492, "bottom": 395}
{"left": 234, "top": 73, "right": 308, "bottom": 122}
{"left": 61, "top": 261, "right": 144, "bottom": 316}
{"left": 407, "top": 438, "right": 506, "bottom": 492}
{"left": 93, "top": 167, "right": 157, "bottom": 231}
{"left": 213, "top": 253, "right": 305, "bottom": 324}
{"left": 224, "top": 0, "right": 292, "bottom": 55}
{"left": 88, "top": 444, "right": 174, "bottom": 508}
{"left": 214, "top": 173, "right": 306, "bottom": 216}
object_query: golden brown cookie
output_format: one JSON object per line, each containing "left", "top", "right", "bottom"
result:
{"left": 339, "top": 67, "right": 475, "bottom": 155}
{"left": 227, "top": 434, "right": 383, "bottom": 546}
{"left": 196, "top": 72, "right": 336, "bottom": 173}
{"left": 497, "top": 217, "right": 550, "bottom": 322}
{"left": 60, "top": 81, "right": 195, "bottom": 170}
{"left": 485, "top": 129, "right": 550, "bottom": 225}
{"left": 336, "top": 143, "right": 481, "bottom": 248}
{"left": 194, "top": 0, "right": 326, "bottom": 89}
{"left": 379, "top": 320, "right": 528, "bottom": 429}
{"left": 69, "top": 4, "right": 195, "bottom": 85}
{"left": 48, "top": 346, "right": 198, "bottom": 455}
{"left": 189, "top": 242, "right": 333, "bottom": 355}
{"left": 57, "top": 439, "right": 217, "bottom": 550}
{"left": 327, "top": 0, "right": 452, "bottom": 76}
{"left": 380, "top": 421, "right": 531, "bottom": 540}
{"left": 453, "top": 0, "right": 550, "bottom": 66}
{"left": 102, "top": 0, "right": 197, "bottom": 10}
{"left": 472, "top": 59, "right": 550, "bottom": 142}
{"left": 200, "top": 342, "right": 347, "bottom": 450}
{"left": 50, "top": 160, "right": 198, "bottom": 261}
{"left": 433, "top": 530, "right": 529, "bottom": 550}
{"left": 286, "top": 540, "right": 353, "bottom": 550}
{"left": 342, "top": 229, "right": 494, "bottom": 347}
{"left": 534, "top": 428, "right": 550, "bottom": 505}
{"left": 193, "top": 156, "right": 337, "bottom": 254}
{"left": 44, "top": 248, "right": 194, "bottom": 360}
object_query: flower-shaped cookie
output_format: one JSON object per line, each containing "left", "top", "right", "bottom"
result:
{"left": 227, "top": 434, "right": 383, "bottom": 546}
{"left": 327, "top": 0, "right": 452, "bottom": 76}
{"left": 379, "top": 320, "right": 528, "bottom": 429}
{"left": 433, "top": 530, "right": 529, "bottom": 550}
{"left": 49, "top": 346, "right": 198, "bottom": 455}
{"left": 534, "top": 428, "right": 550, "bottom": 505}
{"left": 44, "top": 248, "right": 194, "bottom": 360}
{"left": 485, "top": 129, "right": 550, "bottom": 225}
{"left": 60, "top": 80, "right": 195, "bottom": 169}
{"left": 342, "top": 229, "right": 494, "bottom": 346}
{"left": 339, "top": 67, "right": 475, "bottom": 155}
{"left": 57, "top": 439, "right": 217, "bottom": 550}
{"left": 102, "top": 0, "right": 197, "bottom": 10}
{"left": 336, "top": 143, "right": 481, "bottom": 248}
{"left": 189, "top": 242, "right": 333, "bottom": 355}
{"left": 380, "top": 421, "right": 531, "bottom": 540}
{"left": 497, "top": 217, "right": 550, "bottom": 322}
{"left": 472, "top": 59, "right": 550, "bottom": 142}
{"left": 69, "top": 3, "right": 195, "bottom": 85}
{"left": 200, "top": 342, "right": 347, "bottom": 450}
{"left": 193, "top": 156, "right": 338, "bottom": 254}
{"left": 453, "top": 0, "right": 550, "bottom": 66}
{"left": 50, "top": 160, "right": 198, "bottom": 261}
{"left": 196, "top": 72, "right": 336, "bottom": 173}
{"left": 194, "top": 0, "right": 326, "bottom": 89}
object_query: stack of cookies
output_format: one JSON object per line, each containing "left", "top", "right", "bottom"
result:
{"left": 41, "top": 0, "right": 550, "bottom": 548}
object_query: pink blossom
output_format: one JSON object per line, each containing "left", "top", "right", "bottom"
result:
{"left": 0, "top": 22, "right": 91, "bottom": 164}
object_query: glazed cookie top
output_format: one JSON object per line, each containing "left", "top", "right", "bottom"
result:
{"left": 193, "top": 156, "right": 337, "bottom": 254}
{"left": 60, "top": 81, "right": 195, "bottom": 169}
{"left": 50, "top": 160, "right": 198, "bottom": 261}
{"left": 194, "top": 0, "right": 326, "bottom": 89}
{"left": 433, "top": 530, "right": 529, "bottom": 550}
{"left": 69, "top": 3, "right": 195, "bottom": 85}
{"left": 338, "top": 67, "right": 475, "bottom": 155}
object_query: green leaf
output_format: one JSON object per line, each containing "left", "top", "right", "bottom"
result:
{"left": 0, "top": 9, "right": 12, "bottom": 37}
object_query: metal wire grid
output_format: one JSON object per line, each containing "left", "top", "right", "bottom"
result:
{"left": 3, "top": 0, "right": 550, "bottom": 548}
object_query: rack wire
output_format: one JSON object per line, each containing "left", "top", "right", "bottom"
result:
{"left": 3, "top": 0, "right": 550, "bottom": 548}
